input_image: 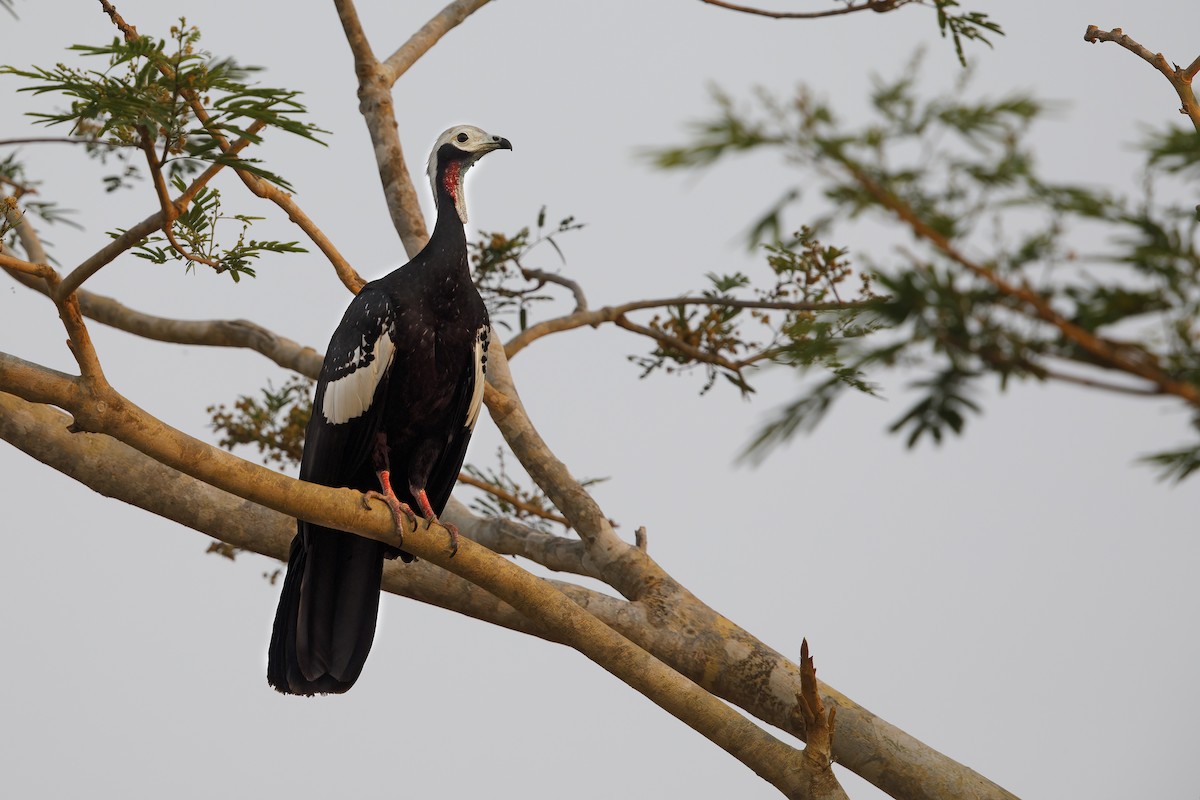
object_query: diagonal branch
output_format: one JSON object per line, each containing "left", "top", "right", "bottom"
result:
{"left": 455, "top": 472, "right": 572, "bottom": 527}
{"left": 380, "top": 0, "right": 494, "bottom": 84}
{"left": 1085, "top": 25, "right": 1200, "bottom": 131}
{"left": 839, "top": 156, "right": 1200, "bottom": 405}
{"left": 334, "top": 0, "right": 430, "bottom": 257}
{"left": 0, "top": 351, "right": 816, "bottom": 799}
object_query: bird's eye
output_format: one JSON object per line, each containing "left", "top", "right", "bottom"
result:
{"left": 456, "top": 132, "right": 469, "bottom": 143}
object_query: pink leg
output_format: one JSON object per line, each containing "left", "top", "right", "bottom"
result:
{"left": 362, "top": 469, "right": 418, "bottom": 547}
{"left": 414, "top": 488, "right": 459, "bottom": 557}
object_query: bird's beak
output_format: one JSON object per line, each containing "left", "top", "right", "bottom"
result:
{"left": 489, "top": 136, "right": 512, "bottom": 152}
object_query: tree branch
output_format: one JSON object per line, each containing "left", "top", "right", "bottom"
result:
{"left": 504, "top": 296, "right": 859, "bottom": 359}
{"left": 333, "top": 0, "right": 431, "bottom": 258}
{"left": 455, "top": 472, "right": 572, "bottom": 528}
{"left": 698, "top": 0, "right": 913, "bottom": 21}
{"left": 380, "top": 0, "right": 494, "bottom": 84}
{"left": 0, "top": 354, "right": 822, "bottom": 799}
{"left": 838, "top": 156, "right": 1200, "bottom": 405}
{"left": 0, "top": 341, "right": 1018, "bottom": 798}
{"left": 1085, "top": 25, "right": 1200, "bottom": 131}
{"left": 520, "top": 267, "right": 588, "bottom": 312}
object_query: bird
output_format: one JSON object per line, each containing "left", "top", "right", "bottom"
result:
{"left": 268, "top": 125, "right": 511, "bottom": 695}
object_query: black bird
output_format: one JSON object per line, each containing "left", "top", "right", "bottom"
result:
{"left": 268, "top": 125, "right": 511, "bottom": 695}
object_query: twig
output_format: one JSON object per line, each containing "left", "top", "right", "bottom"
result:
{"left": 97, "top": 0, "right": 138, "bottom": 39}
{"left": 698, "top": 0, "right": 911, "bottom": 20}
{"left": 1084, "top": 25, "right": 1200, "bottom": 131}
{"left": 612, "top": 313, "right": 748, "bottom": 374}
{"left": 791, "top": 640, "right": 848, "bottom": 800}
{"left": 137, "top": 127, "right": 222, "bottom": 270}
{"left": 521, "top": 267, "right": 588, "bottom": 312}
{"left": 0, "top": 137, "right": 138, "bottom": 148}
{"left": 456, "top": 471, "right": 572, "bottom": 527}
{"left": 635, "top": 525, "right": 648, "bottom": 552}
{"left": 505, "top": 295, "right": 860, "bottom": 359}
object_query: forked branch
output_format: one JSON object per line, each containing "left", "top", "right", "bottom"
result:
{"left": 1085, "top": 25, "right": 1200, "bottom": 131}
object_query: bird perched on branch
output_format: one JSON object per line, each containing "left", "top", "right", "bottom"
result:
{"left": 268, "top": 125, "right": 511, "bottom": 695}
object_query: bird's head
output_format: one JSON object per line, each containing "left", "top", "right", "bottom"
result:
{"left": 427, "top": 125, "right": 512, "bottom": 224}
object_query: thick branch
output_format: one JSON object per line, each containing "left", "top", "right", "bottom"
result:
{"left": 380, "top": 0, "right": 493, "bottom": 84}
{"left": 334, "top": 0, "right": 430, "bottom": 257}
{"left": 483, "top": 336, "right": 650, "bottom": 597}
{"left": 0, "top": 355, "right": 817, "bottom": 798}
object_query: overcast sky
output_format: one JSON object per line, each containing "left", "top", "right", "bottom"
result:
{"left": 2, "top": 2, "right": 1197, "bottom": 799}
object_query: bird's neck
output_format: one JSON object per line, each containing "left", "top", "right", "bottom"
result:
{"left": 425, "top": 182, "right": 468, "bottom": 264}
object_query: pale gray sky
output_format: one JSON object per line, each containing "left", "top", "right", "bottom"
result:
{"left": 1, "top": 2, "right": 1196, "bottom": 799}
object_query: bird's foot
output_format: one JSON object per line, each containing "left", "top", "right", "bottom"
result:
{"left": 437, "top": 518, "right": 460, "bottom": 558}
{"left": 414, "top": 488, "right": 459, "bottom": 557}
{"left": 362, "top": 489, "right": 418, "bottom": 546}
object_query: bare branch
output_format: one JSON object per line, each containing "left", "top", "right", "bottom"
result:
{"left": 1085, "top": 25, "right": 1200, "bottom": 131}
{"left": 792, "top": 640, "right": 848, "bottom": 800}
{"left": 448, "top": 498, "right": 601, "bottom": 579}
{"left": 0, "top": 250, "right": 54, "bottom": 281}
{"left": 1, "top": 348, "right": 1017, "bottom": 799}
{"left": 97, "top": 0, "right": 138, "bottom": 39}
{"left": 0, "top": 137, "right": 138, "bottom": 147}
{"left": 56, "top": 212, "right": 166, "bottom": 301}
{"left": 482, "top": 336, "right": 650, "bottom": 597}
{"left": 6, "top": 209, "right": 111, "bottom": 386}
{"left": 1185, "top": 54, "right": 1200, "bottom": 83}
{"left": 505, "top": 295, "right": 858, "bottom": 359}
{"left": 521, "top": 267, "right": 588, "bottom": 312}
{"left": 0, "top": 354, "right": 814, "bottom": 797}
{"left": 699, "top": 0, "right": 913, "bottom": 21}
{"left": 380, "top": 0, "right": 493, "bottom": 84}
{"left": 456, "top": 471, "right": 572, "bottom": 527}
{"left": 334, "top": 0, "right": 430, "bottom": 258}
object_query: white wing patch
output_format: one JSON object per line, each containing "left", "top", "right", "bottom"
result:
{"left": 322, "top": 330, "right": 397, "bottom": 425}
{"left": 465, "top": 327, "right": 487, "bottom": 431}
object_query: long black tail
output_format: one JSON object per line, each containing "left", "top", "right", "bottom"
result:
{"left": 268, "top": 524, "right": 387, "bottom": 695}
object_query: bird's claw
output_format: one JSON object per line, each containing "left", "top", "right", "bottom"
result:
{"left": 443, "top": 521, "right": 460, "bottom": 558}
{"left": 363, "top": 490, "right": 419, "bottom": 546}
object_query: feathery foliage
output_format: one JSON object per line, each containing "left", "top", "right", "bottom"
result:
{"left": 651, "top": 57, "right": 1200, "bottom": 477}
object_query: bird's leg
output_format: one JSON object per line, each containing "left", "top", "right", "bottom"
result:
{"left": 413, "top": 487, "right": 459, "bottom": 557}
{"left": 363, "top": 469, "right": 418, "bottom": 528}
{"left": 362, "top": 433, "right": 417, "bottom": 546}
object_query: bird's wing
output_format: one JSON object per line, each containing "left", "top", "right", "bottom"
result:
{"left": 301, "top": 288, "right": 398, "bottom": 488}
{"left": 423, "top": 324, "right": 489, "bottom": 515}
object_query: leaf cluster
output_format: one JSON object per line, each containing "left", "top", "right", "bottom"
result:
{"left": 0, "top": 154, "right": 79, "bottom": 255}
{"left": 463, "top": 448, "right": 587, "bottom": 533}
{"left": 207, "top": 376, "right": 313, "bottom": 468}
{"left": 652, "top": 58, "right": 1200, "bottom": 477}
{"left": 113, "top": 176, "right": 305, "bottom": 281}
{"left": 631, "top": 227, "right": 877, "bottom": 396}
{"left": 469, "top": 206, "right": 584, "bottom": 330}
{"left": 1, "top": 20, "right": 326, "bottom": 192}
{"left": 931, "top": 0, "right": 1003, "bottom": 67}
